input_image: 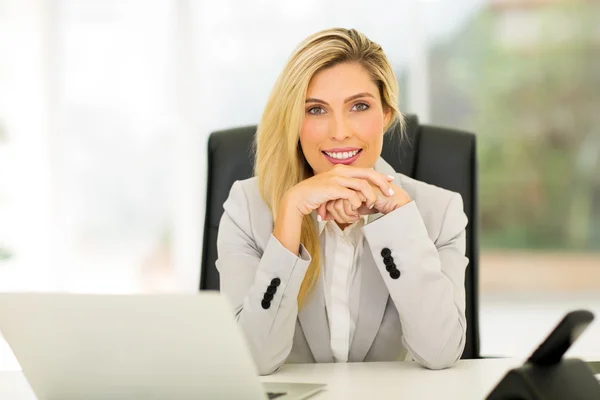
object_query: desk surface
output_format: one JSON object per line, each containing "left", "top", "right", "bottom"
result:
{"left": 2, "top": 358, "right": 598, "bottom": 400}
{"left": 262, "top": 358, "right": 522, "bottom": 399}
{"left": 0, "top": 358, "right": 527, "bottom": 400}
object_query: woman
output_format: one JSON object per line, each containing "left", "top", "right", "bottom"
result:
{"left": 216, "top": 28, "right": 468, "bottom": 375}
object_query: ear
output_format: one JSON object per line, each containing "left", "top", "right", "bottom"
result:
{"left": 383, "top": 108, "right": 393, "bottom": 128}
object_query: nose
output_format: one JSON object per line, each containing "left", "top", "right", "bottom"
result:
{"left": 330, "top": 115, "right": 352, "bottom": 141}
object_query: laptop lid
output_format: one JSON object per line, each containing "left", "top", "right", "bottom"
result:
{"left": 0, "top": 292, "right": 267, "bottom": 400}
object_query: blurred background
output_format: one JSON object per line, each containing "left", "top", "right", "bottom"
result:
{"left": 0, "top": 0, "right": 599, "bottom": 365}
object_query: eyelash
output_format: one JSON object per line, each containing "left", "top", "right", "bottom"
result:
{"left": 306, "top": 102, "right": 370, "bottom": 115}
{"left": 352, "top": 102, "right": 370, "bottom": 112}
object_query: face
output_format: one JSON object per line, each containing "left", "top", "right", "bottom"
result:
{"left": 300, "top": 62, "right": 391, "bottom": 175}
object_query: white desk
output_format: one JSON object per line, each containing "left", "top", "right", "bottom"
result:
{"left": 1, "top": 358, "right": 525, "bottom": 400}
{"left": 2, "top": 358, "right": 598, "bottom": 400}
{"left": 262, "top": 358, "right": 522, "bottom": 399}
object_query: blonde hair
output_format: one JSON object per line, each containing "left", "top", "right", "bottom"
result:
{"left": 254, "top": 28, "right": 403, "bottom": 308}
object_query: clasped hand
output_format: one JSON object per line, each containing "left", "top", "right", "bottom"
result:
{"left": 288, "top": 164, "right": 411, "bottom": 225}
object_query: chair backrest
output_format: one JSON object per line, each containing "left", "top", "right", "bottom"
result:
{"left": 200, "top": 114, "right": 480, "bottom": 359}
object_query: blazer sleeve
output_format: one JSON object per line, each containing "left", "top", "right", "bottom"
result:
{"left": 215, "top": 181, "right": 312, "bottom": 375}
{"left": 362, "top": 193, "right": 468, "bottom": 370}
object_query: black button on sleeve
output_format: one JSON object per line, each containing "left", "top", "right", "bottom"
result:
{"left": 270, "top": 278, "right": 281, "bottom": 287}
{"left": 390, "top": 269, "right": 401, "bottom": 279}
{"left": 383, "top": 256, "right": 394, "bottom": 266}
{"left": 263, "top": 292, "right": 274, "bottom": 302}
{"left": 266, "top": 285, "right": 277, "bottom": 295}
{"left": 261, "top": 299, "right": 271, "bottom": 309}
{"left": 385, "top": 263, "right": 396, "bottom": 272}
{"left": 381, "top": 248, "right": 391, "bottom": 258}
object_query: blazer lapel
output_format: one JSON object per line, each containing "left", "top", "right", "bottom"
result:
{"left": 348, "top": 245, "right": 389, "bottom": 362}
{"left": 298, "top": 272, "right": 334, "bottom": 363}
{"left": 297, "top": 212, "right": 334, "bottom": 363}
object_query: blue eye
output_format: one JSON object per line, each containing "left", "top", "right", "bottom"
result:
{"left": 352, "top": 102, "right": 370, "bottom": 111}
{"left": 307, "top": 106, "right": 326, "bottom": 115}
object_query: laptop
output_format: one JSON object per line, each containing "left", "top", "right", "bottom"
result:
{"left": 0, "top": 292, "right": 325, "bottom": 400}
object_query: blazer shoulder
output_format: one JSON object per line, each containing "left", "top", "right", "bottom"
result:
{"left": 396, "top": 173, "right": 460, "bottom": 205}
{"left": 224, "top": 177, "right": 263, "bottom": 208}
{"left": 223, "top": 177, "right": 274, "bottom": 250}
{"left": 395, "top": 174, "right": 466, "bottom": 240}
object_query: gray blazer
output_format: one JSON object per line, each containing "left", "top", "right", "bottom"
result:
{"left": 216, "top": 157, "right": 468, "bottom": 375}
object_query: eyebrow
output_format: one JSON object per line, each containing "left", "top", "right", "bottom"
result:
{"left": 305, "top": 92, "right": 375, "bottom": 105}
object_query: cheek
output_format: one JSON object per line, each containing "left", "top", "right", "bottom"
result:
{"left": 350, "top": 113, "right": 384, "bottom": 138}
{"left": 350, "top": 114, "right": 385, "bottom": 159}
{"left": 300, "top": 117, "right": 329, "bottom": 150}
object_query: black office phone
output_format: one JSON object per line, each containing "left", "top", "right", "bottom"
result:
{"left": 527, "top": 309, "right": 594, "bottom": 366}
{"left": 487, "top": 309, "right": 600, "bottom": 400}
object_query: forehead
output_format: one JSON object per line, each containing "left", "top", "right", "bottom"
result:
{"left": 306, "top": 62, "right": 379, "bottom": 102}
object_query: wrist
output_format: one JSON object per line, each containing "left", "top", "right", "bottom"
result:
{"left": 378, "top": 187, "right": 411, "bottom": 215}
{"left": 392, "top": 186, "right": 411, "bottom": 207}
{"left": 281, "top": 189, "right": 305, "bottom": 219}
{"left": 274, "top": 191, "right": 304, "bottom": 256}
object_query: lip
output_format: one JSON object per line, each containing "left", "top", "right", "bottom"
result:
{"left": 322, "top": 149, "right": 363, "bottom": 165}
{"left": 322, "top": 147, "right": 361, "bottom": 152}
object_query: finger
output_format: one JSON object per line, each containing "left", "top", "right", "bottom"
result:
{"left": 325, "top": 185, "right": 362, "bottom": 209}
{"left": 342, "top": 199, "right": 357, "bottom": 219}
{"left": 321, "top": 201, "right": 336, "bottom": 221}
{"left": 317, "top": 203, "right": 328, "bottom": 222}
{"left": 355, "top": 179, "right": 379, "bottom": 209}
{"left": 334, "top": 199, "right": 356, "bottom": 223}
{"left": 333, "top": 187, "right": 371, "bottom": 214}
{"left": 356, "top": 202, "right": 376, "bottom": 215}
{"left": 333, "top": 200, "right": 349, "bottom": 223}
{"left": 373, "top": 195, "right": 399, "bottom": 215}
{"left": 333, "top": 177, "right": 377, "bottom": 208}
{"left": 326, "top": 201, "right": 343, "bottom": 223}
{"left": 349, "top": 189, "right": 363, "bottom": 211}
{"left": 332, "top": 165, "right": 395, "bottom": 196}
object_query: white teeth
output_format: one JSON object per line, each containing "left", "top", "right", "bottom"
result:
{"left": 324, "top": 150, "right": 359, "bottom": 160}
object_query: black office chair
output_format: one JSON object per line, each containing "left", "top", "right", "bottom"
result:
{"left": 200, "top": 114, "right": 480, "bottom": 359}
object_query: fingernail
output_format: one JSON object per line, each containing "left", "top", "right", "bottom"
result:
{"left": 369, "top": 203, "right": 374, "bottom": 209}
{"left": 387, "top": 175, "right": 395, "bottom": 180}
{"left": 317, "top": 215, "right": 322, "bottom": 222}
{"left": 388, "top": 188, "right": 394, "bottom": 196}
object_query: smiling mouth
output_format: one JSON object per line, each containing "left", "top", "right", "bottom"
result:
{"left": 322, "top": 149, "right": 362, "bottom": 160}
{"left": 321, "top": 149, "right": 363, "bottom": 164}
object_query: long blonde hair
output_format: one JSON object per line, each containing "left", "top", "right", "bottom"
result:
{"left": 254, "top": 28, "right": 403, "bottom": 308}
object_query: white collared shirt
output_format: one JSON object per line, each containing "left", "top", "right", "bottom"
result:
{"left": 318, "top": 215, "right": 369, "bottom": 362}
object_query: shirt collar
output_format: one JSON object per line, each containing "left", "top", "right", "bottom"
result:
{"left": 317, "top": 213, "right": 369, "bottom": 235}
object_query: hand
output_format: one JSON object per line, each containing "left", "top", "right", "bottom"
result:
{"left": 284, "top": 165, "right": 395, "bottom": 218}
{"left": 370, "top": 182, "right": 411, "bottom": 214}
{"left": 318, "top": 179, "right": 411, "bottom": 223}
